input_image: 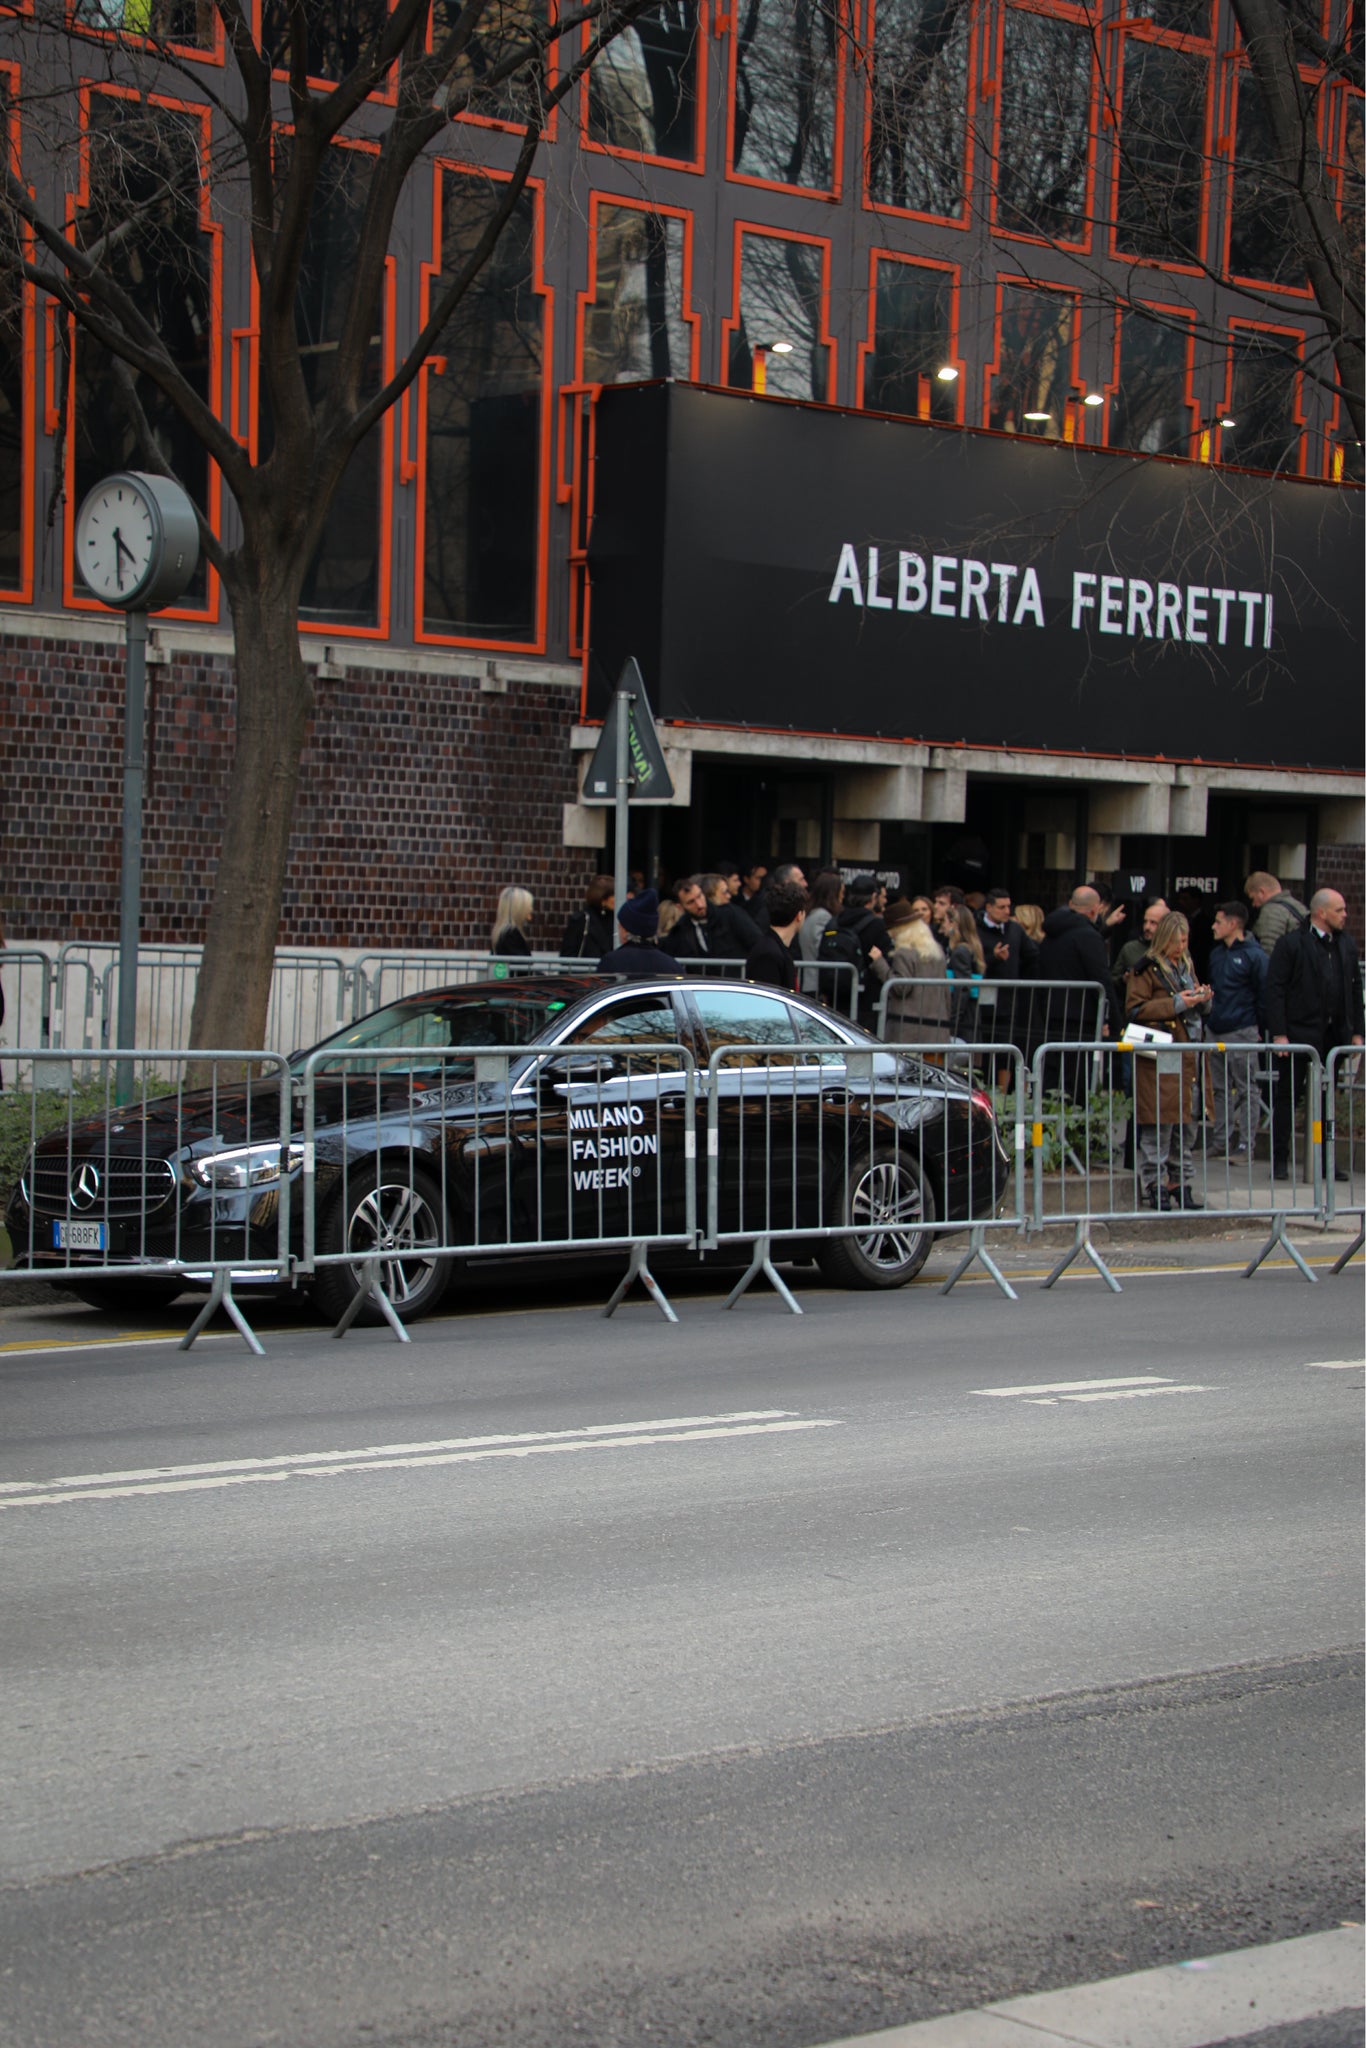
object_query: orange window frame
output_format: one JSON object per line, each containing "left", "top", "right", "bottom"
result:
{"left": 1218, "top": 318, "right": 1308, "bottom": 476}
{"left": 0, "top": 64, "right": 34, "bottom": 605}
{"left": 440, "top": 0, "right": 560, "bottom": 141}
{"left": 1101, "top": 297, "right": 1197, "bottom": 459}
{"left": 578, "top": 0, "right": 708, "bottom": 174}
{"left": 719, "top": 222, "right": 837, "bottom": 400}
{"left": 1108, "top": 20, "right": 1215, "bottom": 276}
{"left": 412, "top": 159, "right": 553, "bottom": 654}
{"left": 860, "top": 0, "right": 976, "bottom": 228}
{"left": 854, "top": 249, "right": 963, "bottom": 422}
{"left": 255, "top": 0, "right": 399, "bottom": 106}
{"left": 983, "top": 0, "right": 1100, "bottom": 254}
{"left": 68, "top": 0, "right": 225, "bottom": 68}
{"left": 725, "top": 0, "right": 847, "bottom": 200}
{"left": 981, "top": 275, "right": 1083, "bottom": 437}
{"left": 1218, "top": 52, "right": 1323, "bottom": 298}
{"left": 61, "top": 82, "right": 223, "bottom": 623}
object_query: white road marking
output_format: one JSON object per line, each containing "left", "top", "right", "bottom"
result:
{"left": 1052, "top": 1384, "right": 1213, "bottom": 1403}
{"left": 974, "top": 1376, "right": 1173, "bottom": 1397}
{"left": 1304, "top": 1358, "right": 1365, "bottom": 1370}
{"left": 0, "top": 1410, "right": 841, "bottom": 1511}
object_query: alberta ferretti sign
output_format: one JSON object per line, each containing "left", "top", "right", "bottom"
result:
{"left": 586, "top": 383, "right": 1362, "bottom": 770}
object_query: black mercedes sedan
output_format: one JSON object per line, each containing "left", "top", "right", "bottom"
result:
{"left": 5, "top": 976, "right": 1011, "bottom": 1322}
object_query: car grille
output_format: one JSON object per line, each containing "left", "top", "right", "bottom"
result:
{"left": 23, "top": 1155, "right": 180, "bottom": 1220}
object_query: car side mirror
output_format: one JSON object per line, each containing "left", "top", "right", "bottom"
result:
{"left": 539, "top": 1052, "right": 620, "bottom": 1091}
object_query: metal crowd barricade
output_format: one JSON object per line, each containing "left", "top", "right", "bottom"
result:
{"left": 700, "top": 1040, "right": 1026, "bottom": 1312}
{"left": 875, "top": 977, "right": 1110, "bottom": 1072}
{"left": 1325, "top": 1044, "right": 1364, "bottom": 1273}
{"left": 0, "top": 1048, "right": 293, "bottom": 1354}
{"left": 1030, "top": 1038, "right": 1327, "bottom": 1292}
{"left": 298, "top": 1041, "right": 698, "bottom": 1340}
{"left": 0, "top": 949, "right": 57, "bottom": 1088}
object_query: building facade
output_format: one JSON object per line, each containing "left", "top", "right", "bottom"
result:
{"left": 0, "top": 0, "right": 1361, "bottom": 948}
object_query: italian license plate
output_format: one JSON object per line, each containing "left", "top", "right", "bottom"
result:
{"left": 54, "top": 1221, "right": 106, "bottom": 1252}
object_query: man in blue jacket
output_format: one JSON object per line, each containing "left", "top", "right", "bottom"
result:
{"left": 1207, "top": 902, "right": 1268, "bottom": 1157}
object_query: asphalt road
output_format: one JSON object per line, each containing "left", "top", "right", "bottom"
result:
{"left": 1, "top": 1264, "right": 1361, "bottom": 2046}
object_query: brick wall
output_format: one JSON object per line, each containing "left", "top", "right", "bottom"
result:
{"left": 0, "top": 629, "right": 595, "bottom": 953}
{"left": 1315, "top": 842, "right": 1366, "bottom": 948}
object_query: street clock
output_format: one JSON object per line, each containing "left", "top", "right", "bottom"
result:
{"left": 74, "top": 471, "right": 200, "bottom": 611}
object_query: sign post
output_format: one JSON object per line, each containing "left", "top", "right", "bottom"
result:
{"left": 581, "top": 658, "right": 675, "bottom": 923}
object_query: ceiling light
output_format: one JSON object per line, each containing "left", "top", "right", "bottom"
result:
{"left": 1023, "top": 410, "right": 1051, "bottom": 422}
{"left": 936, "top": 365, "right": 959, "bottom": 382}
{"left": 769, "top": 341, "right": 794, "bottom": 354}
{"left": 1219, "top": 415, "right": 1236, "bottom": 428}
{"left": 1082, "top": 392, "right": 1104, "bottom": 407}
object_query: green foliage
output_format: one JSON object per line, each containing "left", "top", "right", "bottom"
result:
{"left": 994, "top": 1085, "right": 1131, "bottom": 1173}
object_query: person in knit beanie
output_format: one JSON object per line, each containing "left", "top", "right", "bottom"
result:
{"left": 597, "top": 889, "right": 682, "bottom": 980}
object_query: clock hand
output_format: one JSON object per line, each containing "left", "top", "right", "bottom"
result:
{"left": 112, "top": 525, "right": 136, "bottom": 591}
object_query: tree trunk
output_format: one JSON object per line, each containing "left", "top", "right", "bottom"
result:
{"left": 187, "top": 566, "right": 314, "bottom": 1052}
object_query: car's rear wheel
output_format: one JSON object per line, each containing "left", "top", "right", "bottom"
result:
{"left": 815, "top": 1148, "right": 935, "bottom": 1289}
{"left": 313, "top": 1163, "right": 452, "bottom": 1325}
{"left": 67, "top": 1276, "right": 187, "bottom": 1313}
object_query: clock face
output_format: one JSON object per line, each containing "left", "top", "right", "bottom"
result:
{"left": 76, "top": 478, "right": 158, "bottom": 605}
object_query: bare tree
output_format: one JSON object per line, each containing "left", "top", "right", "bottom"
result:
{"left": 0, "top": 0, "right": 655, "bottom": 1050}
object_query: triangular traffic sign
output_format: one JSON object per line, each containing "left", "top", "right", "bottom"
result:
{"left": 581, "top": 659, "right": 675, "bottom": 803}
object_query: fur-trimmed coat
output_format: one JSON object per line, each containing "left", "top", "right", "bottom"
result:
{"left": 1126, "top": 956, "right": 1211, "bottom": 1125}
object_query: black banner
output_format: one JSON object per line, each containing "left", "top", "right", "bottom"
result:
{"left": 587, "top": 383, "right": 1363, "bottom": 771}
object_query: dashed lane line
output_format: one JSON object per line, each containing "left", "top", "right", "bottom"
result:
{"left": 974, "top": 1374, "right": 1215, "bottom": 1406}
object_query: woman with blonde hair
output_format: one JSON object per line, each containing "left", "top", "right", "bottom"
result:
{"left": 1126, "top": 909, "right": 1213, "bottom": 1209}
{"left": 491, "top": 886, "right": 534, "bottom": 958}
{"left": 1014, "top": 903, "right": 1045, "bottom": 946}
{"left": 882, "top": 897, "right": 952, "bottom": 1044}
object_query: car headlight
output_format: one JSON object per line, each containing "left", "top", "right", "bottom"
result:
{"left": 187, "top": 1142, "right": 305, "bottom": 1190}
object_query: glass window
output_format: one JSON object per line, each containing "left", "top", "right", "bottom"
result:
{"left": 71, "top": 0, "right": 218, "bottom": 52}
{"left": 987, "top": 283, "right": 1076, "bottom": 437}
{"left": 866, "top": 0, "right": 970, "bottom": 219}
{"left": 788, "top": 1002, "right": 845, "bottom": 1045}
{"left": 1228, "top": 67, "right": 1309, "bottom": 287}
{"left": 422, "top": 175, "right": 545, "bottom": 643}
{"left": 0, "top": 82, "right": 24, "bottom": 593}
{"left": 864, "top": 260, "right": 958, "bottom": 422}
{"left": 73, "top": 93, "right": 213, "bottom": 607}
{"left": 1110, "top": 307, "right": 1193, "bottom": 455}
{"left": 433, "top": 0, "right": 548, "bottom": 126}
{"left": 583, "top": 205, "right": 693, "bottom": 383}
{"left": 691, "top": 988, "right": 799, "bottom": 1060}
{"left": 567, "top": 994, "right": 684, "bottom": 1068}
{"left": 731, "top": 0, "right": 840, "bottom": 189}
{"left": 725, "top": 232, "right": 832, "bottom": 401}
{"left": 1115, "top": 38, "right": 1208, "bottom": 263}
{"left": 1120, "top": 0, "right": 1211, "bottom": 32}
{"left": 269, "top": 143, "right": 384, "bottom": 627}
{"left": 259, "top": 0, "right": 388, "bottom": 80}
{"left": 995, "top": 8, "right": 1094, "bottom": 245}
{"left": 1337, "top": 89, "right": 1363, "bottom": 279}
{"left": 588, "top": 0, "right": 700, "bottom": 161}
{"left": 1221, "top": 329, "right": 1303, "bottom": 474}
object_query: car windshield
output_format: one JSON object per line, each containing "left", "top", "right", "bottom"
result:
{"left": 295, "top": 991, "right": 574, "bottom": 1075}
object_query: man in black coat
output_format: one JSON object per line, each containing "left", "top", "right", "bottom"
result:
{"left": 1037, "top": 886, "right": 1120, "bottom": 1037}
{"left": 597, "top": 891, "right": 682, "bottom": 979}
{"left": 662, "top": 876, "right": 715, "bottom": 961}
{"left": 745, "top": 880, "right": 806, "bottom": 992}
{"left": 1265, "top": 887, "right": 1363, "bottom": 1181}
{"left": 558, "top": 874, "right": 615, "bottom": 959}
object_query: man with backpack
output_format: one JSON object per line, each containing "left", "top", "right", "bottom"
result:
{"left": 820, "top": 873, "right": 890, "bottom": 1025}
{"left": 1244, "top": 872, "right": 1309, "bottom": 956}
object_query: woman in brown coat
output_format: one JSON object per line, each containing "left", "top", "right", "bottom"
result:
{"left": 1126, "top": 911, "right": 1213, "bottom": 1209}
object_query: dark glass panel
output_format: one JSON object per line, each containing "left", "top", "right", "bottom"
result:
{"left": 866, "top": 0, "right": 970, "bottom": 217}
{"left": 987, "top": 283, "right": 1074, "bottom": 437}
{"left": 732, "top": 0, "right": 839, "bottom": 189}
{"left": 587, "top": 0, "right": 700, "bottom": 161}
{"left": 1221, "top": 329, "right": 1303, "bottom": 473}
{"left": 865, "top": 261, "right": 958, "bottom": 421}
{"left": 583, "top": 206, "right": 691, "bottom": 383}
{"left": 725, "top": 233, "right": 830, "bottom": 400}
{"left": 1110, "top": 307, "right": 1192, "bottom": 455}
{"left": 422, "top": 178, "right": 543, "bottom": 641}
{"left": 1340, "top": 91, "right": 1363, "bottom": 279}
{"left": 71, "top": 0, "right": 217, "bottom": 50}
{"left": 0, "top": 89, "right": 22, "bottom": 589}
{"left": 434, "top": 0, "right": 550, "bottom": 128}
{"left": 1115, "top": 39, "right": 1208, "bottom": 262}
{"left": 1120, "top": 0, "right": 1211, "bottom": 34}
{"left": 259, "top": 0, "right": 389, "bottom": 80}
{"left": 73, "top": 95, "right": 211, "bottom": 603}
{"left": 1228, "top": 69, "right": 1309, "bottom": 286}
{"left": 996, "top": 8, "right": 1093, "bottom": 243}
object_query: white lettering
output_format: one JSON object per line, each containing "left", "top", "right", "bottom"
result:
{"left": 572, "top": 1166, "right": 635, "bottom": 1192}
{"left": 1238, "top": 591, "right": 1262, "bottom": 646}
{"left": 991, "top": 564, "right": 1018, "bottom": 622}
{"left": 828, "top": 543, "right": 863, "bottom": 606}
{"left": 897, "top": 551, "right": 927, "bottom": 611}
{"left": 865, "top": 546, "right": 893, "bottom": 609}
{"left": 1013, "top": 567, "right": 1045, "bottom": 627}
{"left": 931, "top": 555, "right": 958, "bottom": 616}
{"left": 1185, "top": 586, "right": 1208, "bottom": 643}
{"left": 1210, "top": 588, "right": 1236, "bottom": 645}
{"left": 1264, "top": 590, "right": 1273, "bottom": 648}
{"left": 1127, "top": 580, "right": 1154, "bottom": 637}
{"left": 1156, "top": 583, "right": 1184, "bottom": 640}
{"left": 1099, "top": 575, "right": 1125, "bottom": 635}
{"left": 1072, "top": 572, "right": 1097, "bottom": 631}
{"left": 959, "top": 559, "right": 990, "bottom": 620}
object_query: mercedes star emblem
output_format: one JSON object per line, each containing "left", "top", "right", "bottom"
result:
{"left": 70, "top": 1161, "right": 102, "bottom": 1210}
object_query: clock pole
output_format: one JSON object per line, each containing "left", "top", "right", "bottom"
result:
{"left": 115, "top": 608, "right": 147, "bottom": 1104}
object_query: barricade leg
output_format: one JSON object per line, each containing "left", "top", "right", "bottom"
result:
{"left": 330, "top": 1256, "right": 413, "bottom": 1342}
{"left": 1330, "top": 1223, "right": 1363, "bottom": 1275}
{"left": 1039, "top": 1222, "right": 1121, "bottom": 1294}
{"left": 723, "top": 1235, "right": 802, "bottom": 1315}
{"left": 940, "top": 1227, "right": 1019, "bottom": 1302}
{"left": 1242, "top": 1214, "right": 1318, "bottom": 1285}
{"left": 179, "top": 1270, "right": 266, "bottom": 1357}
{"left": 602, "top": 1241, "right": 678, "bottom": 1324}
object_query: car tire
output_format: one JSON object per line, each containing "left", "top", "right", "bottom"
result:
{"left": 67, "top": 1277, "right": 187, "bottom": 1313}
{"left": 815, "top": 1147, "right": 935, "bottom": 1289}
{"left": 313, "top": 1162, "right": 452, "bottom": 1325}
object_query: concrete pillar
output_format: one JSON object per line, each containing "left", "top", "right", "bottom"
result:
{"left": 922, "top": 768, "right": 967, "bottom": 823}
{"left": 833, "top": 820, "right": 880, "bottom": 861}
{"left": 833, "top": 764, "right": 924, "bottom": 820}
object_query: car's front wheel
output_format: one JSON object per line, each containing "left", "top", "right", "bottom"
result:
{"left": 313, "top": 1162, "right": 452, "bottom": 1325}
{"left": 815, "top": 1148, "right": 935, "bottom": 1289}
